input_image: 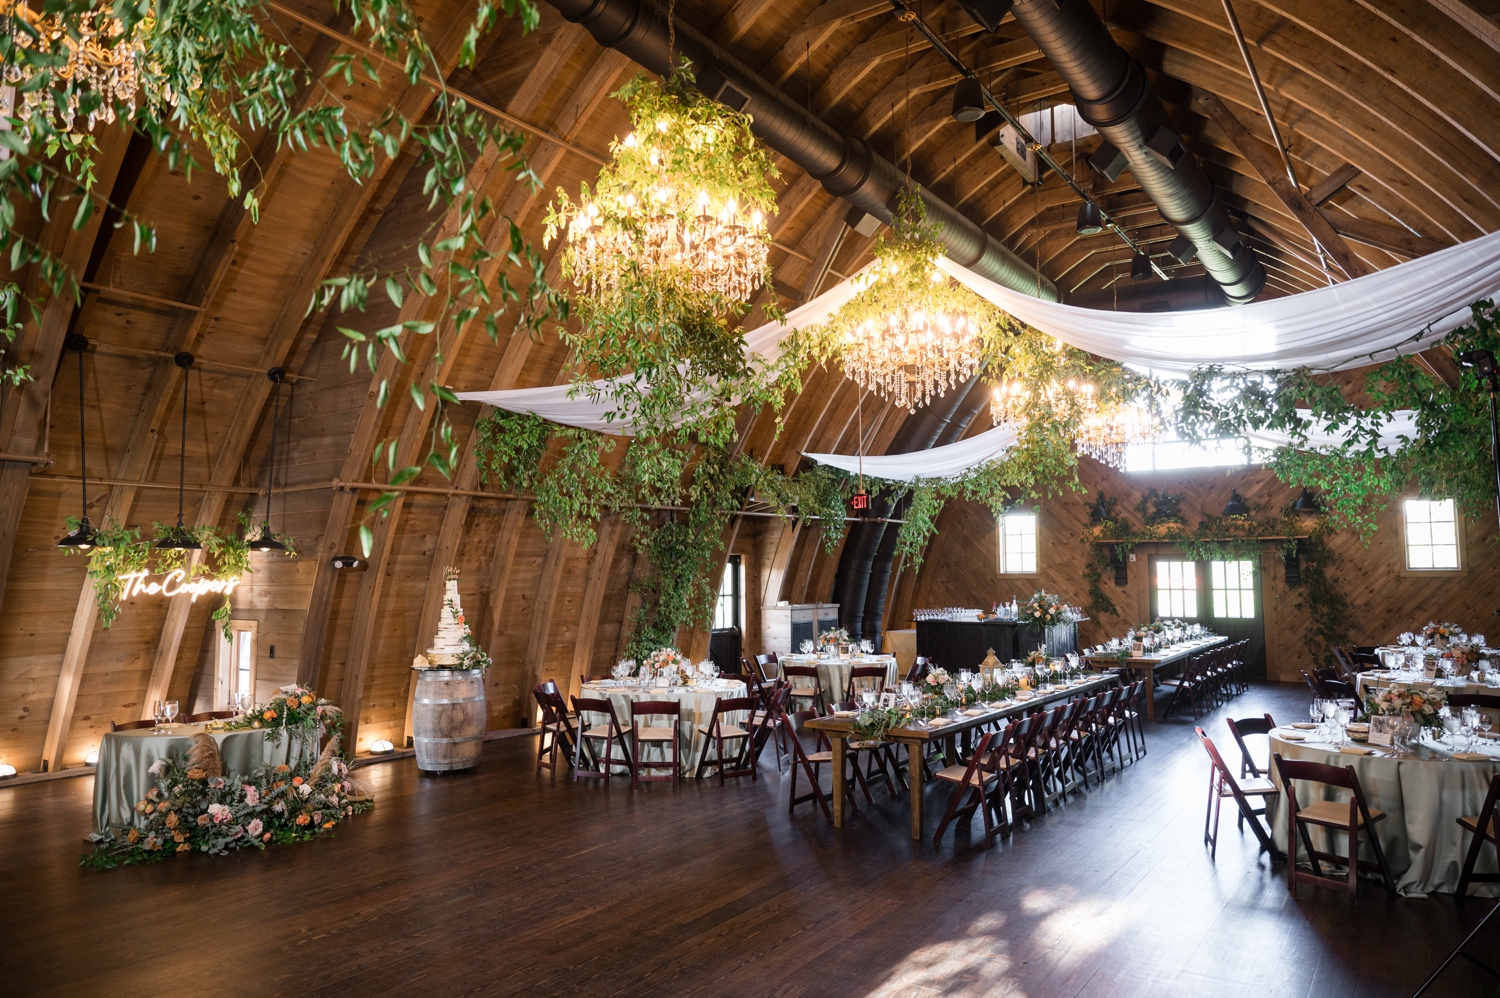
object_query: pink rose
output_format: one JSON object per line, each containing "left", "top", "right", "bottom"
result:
{"left": 247, "top": 818, "right": 263, "bottom": 837}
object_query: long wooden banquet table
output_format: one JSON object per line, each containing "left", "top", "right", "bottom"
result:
{"left": 1084, "top": 635, "right": 1227, "bottom": 719}
{"left": 806, "top": 673, "right": 1120, "bottom": 838}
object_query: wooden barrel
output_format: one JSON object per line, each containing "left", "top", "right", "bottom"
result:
{"left": 411, "top": 668, "right": 486, "bottom": 772}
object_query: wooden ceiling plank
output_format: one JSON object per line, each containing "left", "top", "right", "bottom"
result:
{"left": 1308, "top": 162, "right": 1363, "bottom": 206}
{"left": 1319, "top": 209, "right": 1451, "bottom": 257}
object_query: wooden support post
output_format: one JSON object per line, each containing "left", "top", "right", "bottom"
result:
{"left": 570, "top": 514, "right": 622, "bottom": 689}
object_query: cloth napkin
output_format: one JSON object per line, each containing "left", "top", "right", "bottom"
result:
{"left": 1452, "top": 752, "right": 1494, "bottom": 761}
{"left": 1340, "top": 745, "right": 1374, "bottom": 755}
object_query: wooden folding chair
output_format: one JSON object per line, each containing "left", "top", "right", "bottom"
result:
{"left": 1274, "top": 753, "right": 1393, "bottom": 903}
{"left": 844, "top": 664, "right": 888, "bottom": 702}
{"left": 1226, "top": 713, "right": 1277, "bottom": 779}
{"left": 1195, "top": 727, "right": 1280, "bottom": 860}
{"left": 1457, "top": 771, "right": 1500, "bottom": 899}
{"left": 695, "top": 695, "right": 759, "bottom": 784}
{"left": 932, "top": 728, "right": 1013, "bottom": 848}
{"left": 532, "top": 682, "right": 576, "bottom": 777}
{"left": 630, "top": 701, "right": 680, "bottom": 789}
{"left": 571, "top": 695, "right": 631, "bottom": 782}
{"left": 785, "top": 709, "right": 833, "bottom": 821}
{"left": 782, "top": 664, "right": 824, "bottom": 714}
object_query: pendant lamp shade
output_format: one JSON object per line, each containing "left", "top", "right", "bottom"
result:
{"left": 1089, "top": 491, "right": 1111, "bottom": 523}
{"left": 58, "top": 335, "right": 98, "bottom": 551}
{"left": 951, "top": 77, "right": 985, "bottom": 122}
{"left": 1222, "top": 488, "right": 1250, "bottom": 518}
{"left": 1076, "top": 202, "right": 1103, "bottom": 235}
{"left": 1292, "top": 487, "right": 1323, "bottom": 517}
{"left": 251, "top": 523, "right": 286, "bottom": 552}
{"left": 1130, "top": 251, "right": 1152, "bottom": 281}
{"left": 251, "top": 367, "right": 288, "bottom": 553}
{"left": 157, "top": 352, "right": 200, "bottom": 550}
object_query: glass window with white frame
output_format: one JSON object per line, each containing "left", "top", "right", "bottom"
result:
{"left": 1403, "top": 498, "right": 1460, "bottom": 569}
{"left": 216, "top": 620, "right": 257, "bottom": 710}
{"left": 713, "top": 555, "right": 743, "bottom": 630}
{"left": 1155, "top": 560, "right": 1198, "bottom": 618}
{"left": 1210, "top": 560, "right": 1256, "bottom": 618}
{"left": 998, "top": 509, "right": 1038, "bottom": 574}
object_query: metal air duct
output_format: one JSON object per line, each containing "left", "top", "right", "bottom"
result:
{"left": 546, "top": 0, "right": 1059, "bottom": 300}
{"left": 1007, "top": 0, "right": 1266, "bottom": 304}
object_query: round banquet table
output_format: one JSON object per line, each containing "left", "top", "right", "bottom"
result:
{"left": 777, "top": 654, "right": 900, "bottom": 709}
{"left": 577, "top": 679, "right": 747, "bottom": 776}
{"left": 1267, "top": 728, "right": 1500, "bottom": 896}
{"left": 93, "top": 723, "right": 319, "bottom": 835}
{"left": 1356, "top": 670, "right": 1500, "bottom": 702}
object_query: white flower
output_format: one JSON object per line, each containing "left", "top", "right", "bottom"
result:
{"left": 147, "top": 758, "right": 167, "bottom": 776}
{"left": 207, "top": 803, "right": 233, "bottom": 824}
{"left": 247, "top": 818, "right": 263, "bottom": 837}
{"left": 298, "top": 783, "right": 312, "bottom": 798}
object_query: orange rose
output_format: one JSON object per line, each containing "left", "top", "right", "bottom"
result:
{"left": 196, "top": 813, "right": 211, "bottom": 826}
{"left": 275, "top": 764, "right": 289, "bottom": 773}
{"left": 300, "top": 694, "right": 313, "bottom": 704}
{"left": 273, "top": 781, "right": 285, "bottom": 790}
{"left": 321, "top": 821, "right": 334, "bottom": 829}
{"left": 172, "top": 831, "right": 186, "bottom": 843}
{"left": 262, "top": 832, "right": 272, "bottom": 842}
{"left": 176, "top": 842, "right": 191, "bottom": 852}
{"left": 127, "top": 828, "right": 140, "bottom": 845}
{"left": 186, "top": 768, "right": 206, "bottom": 780}
{"left": 165, "top": 812, "right": 179, "bottom": 829}
{"left": 295, "top": 814, "right": 310, "bottom": 826}
{"left": 263, "top": 709, "right": 276, "bottom": 720}
{"left": 1411, "top": 695, "right": 1425, "bottom": 709}
{"left": 291, "top": 776, "right": 303, "bottom": 787}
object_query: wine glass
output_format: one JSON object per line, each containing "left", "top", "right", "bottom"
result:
{"left": 860, "top": 689, "right": 877, "bottom": 711}
{"left": 1334, "top": 705, "right": 1350, "bottom": 745}
{"left": 799, "top": 640, "right": 814, "bottom": 655}
{"left": 1309, "top": 698, "right": 1323, "bottom": 727}
{"left": 164, "top": 700, "right": 179, "bottom": 727}
{"left": 1480, "top": 712, "right": 1495, "bottom": 741}
{"left": 706, "top": 661, "right": 720, "bottom": 682}
{"left": 1443, "top": 716, "right": 1462, "bottom": 746}
{"left": 152, "top": 700, "right": 164, "bottom": 727}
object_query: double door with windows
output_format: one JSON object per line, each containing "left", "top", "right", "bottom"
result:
{"left": 1149, "top": 555, "right": 1266, "bottom": 680}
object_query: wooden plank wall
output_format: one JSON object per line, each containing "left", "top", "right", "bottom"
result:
{"left": 904, "top": 458, "right": 1500, "bottom": 682}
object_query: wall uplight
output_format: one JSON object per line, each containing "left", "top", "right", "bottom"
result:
{"left": 84, "top": 749, "right": 99, "bottom": 766}
{"left": 0, "top": 762, "right": 17, "bottom": 778}
{"left": 369, "top": 739, "right": 395, "bottom": 754}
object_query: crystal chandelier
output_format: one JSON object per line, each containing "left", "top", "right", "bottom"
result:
{"left": 843, "top": 305, "right": 983, "bottom": 412}
{"left": 992, "top": 378, "right": 1159, "bottom": 467}
{"left": 550, "top": 77, "right": 776, "bottom": 307}
{"left": 1, "top": 3, "right": 153, "bottom": 133}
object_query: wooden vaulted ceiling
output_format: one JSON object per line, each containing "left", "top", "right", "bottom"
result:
{"left": 0, "top": 0, "right": 1496, "bottom": 770}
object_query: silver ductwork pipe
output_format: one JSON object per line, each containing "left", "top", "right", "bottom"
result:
{"left": 1009, "top": 0, "right": 1266, "bottom": 304}
{"left": 545, "top": 0, "right": 1060, "bottom": 300}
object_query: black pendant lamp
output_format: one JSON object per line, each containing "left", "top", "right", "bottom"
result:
{"left": 251, "top": 368, "right": 287, "bottom": 553}
{"left": 1089, "top": 490, "right": 1112, "bottom": 524}
{"left": 1130, "top": 250, "right": 1152, "bottom": 281}
{"left": 1291, "top": 487, "right": 1323, "bottom": 518}
{"left": 57, "top": 335, "right": 98, "bottom": 550}
{"left": 950, "top": 77, "right": 985, "bottom": 123}
{"left": 1076, "top": 202, "right": 1103, "bottom": 235}
{"left": 1222, "top": 488, "right": 1250, "bottom": 518}
{"left": 155, "top": 353, "right": 201, "bottom": 550}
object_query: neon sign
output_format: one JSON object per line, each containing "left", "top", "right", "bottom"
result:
{"left": 116, "top": 569, "right": 243, "bottom": 602}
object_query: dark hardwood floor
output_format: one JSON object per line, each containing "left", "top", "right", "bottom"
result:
{"left": 1, "top": 682, "right": 1494, "bottom": 997}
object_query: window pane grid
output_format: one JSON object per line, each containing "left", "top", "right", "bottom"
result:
{"left": 1210, "top": 559, "right": 1254, "bottom": 619}
{"left": 1000, "top": 512, "right": 1038, "bottom": 574}
{"left": 1403, "top": 498, "right": 1459, "bottom": 570}
{"left": 1155, "top": 560, "right": 1197, "bottom": 618}
{"left": 713, "top": 557, "right": 742, "bottom": 630}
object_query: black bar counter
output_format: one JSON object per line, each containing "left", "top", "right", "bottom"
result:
{"left": 915, "top": 619, "right": 1080, "bottom": 672}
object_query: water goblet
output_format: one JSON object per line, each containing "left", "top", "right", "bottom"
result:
{"left": 152, "top": 700, "right": 165, "bottom": 727}
{"left": 1443, "top": 716, "right": 1462, "bottom": 746}
{"left": 164, "top": 700, "right": 179, "bottom": 727}
{"left": 860, "top": 689, "right": 877, "bottom": 711}
{"left": 707, "top": 662, "right": 720, "bottom": 681}
{"left": 800, "top": 640, "right": 814, "bottom": 655}
{"left": 1334, "top": 705, "right": 1351, "bottom": 745}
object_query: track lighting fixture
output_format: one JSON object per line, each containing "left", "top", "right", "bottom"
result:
{"left": 1076, "top": 202, "right": 1103, "bottom": 235}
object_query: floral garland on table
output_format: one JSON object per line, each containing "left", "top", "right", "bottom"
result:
{"left": 1421, "top": 621, "right": 1465, "bottom": 646}
{"left": 817, "top": 627, "right": 851, "bottom": 652}
{"left": 1365, "top": 683, "right": 1446, "bottom": 729}
{"left": 225, "top": 686, "right": 342, "bottom": 740}
{"left": 1020, "top": 589, "right": 1076, "bottom": 627}
{"left": 82, "top": 743, "right": 371, "bottom": 869}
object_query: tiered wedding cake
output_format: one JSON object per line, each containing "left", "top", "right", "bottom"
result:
{"left": 419, "top": 572, "right": 470, "bottom": 667}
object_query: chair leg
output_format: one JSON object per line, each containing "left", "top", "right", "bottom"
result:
{"left": 1456, "top": 822, "right": 1489, "bottom": 899}
{"left": 1348, "top": 825, "right": 1360, "bottom": 904}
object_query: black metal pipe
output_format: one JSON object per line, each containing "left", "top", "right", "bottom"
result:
{"left": 545, "top": 0, "right": 1059, "bottom": 299}
{"left": 1008, "top": 0, "right": 1266, "bottom": 304}
{"left": 1065, "top": 274, "right": 1225, "bottom": 312}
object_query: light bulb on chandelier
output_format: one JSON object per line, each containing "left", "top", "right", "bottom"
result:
{"left": 992, "top": 378, "right": 1158, "bottom": 468}
{"left": 841, "top": 306, "right": 982, "bottom": 413}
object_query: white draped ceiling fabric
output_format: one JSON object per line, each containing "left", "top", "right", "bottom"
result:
{"left": 459, "top": 232, "right": 1499, "bottom": 466}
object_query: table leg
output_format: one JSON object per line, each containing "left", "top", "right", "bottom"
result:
{"left": 904, "top": 737, "right": 924, "bottom": 840}
{"left": 1144, "top": 669, "right": 1156, "bottom": 721}
{"left": 831, "top": 735, "right": 847, "bottom": 828}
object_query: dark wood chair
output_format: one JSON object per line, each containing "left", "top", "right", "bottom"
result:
{"left": 1195, "top": 727, "right": 1280, "bottom": 860}
{"left": 1226, "top": 713, "right": 1277, "bottom": 779}
{"left": 782, "top": 664, "right": 823, "bottom": 713}
{"left": 905, "top": 655, "right": 932, "bottom": 684}
{"left": 754, "top": 653, "right": 778, "bottom": 685}
{"left": 784, "top": 709, "right": 833, "bottom": 821}
{"left": 1274, "top": 753, "right": 1393, "bottom": 903}
{"left": 1319, "top": 678, "right": 1359, "bottom": 702}
{"left": 1457, "top": 771, "right": 1500, "bottom": 899}
{"left": 844, "top": 664, "right": 887, "bottom": 702}
{"left": 931, "top": 728, "right": 1011, "bottom": 848}
{"left": 695, "top": 695, "right": 759, "bottom": 784}
{"left": 1448, "top": 693, "right": 1500, "bottom": 712}
{"left": 532, "top": 682, "right": 576, "bottom": 777}
{"left": 571, "top": 695, "right": 631, "bottom": 782}
{"left": 183, "top": 710, "right": 236, "bottom": 722}
{"left": 629, "top": 700, "right": 680, "bottom": 789}
{"left": 110, "top": 718, "right": 158, "bottom": 732}
{"left": 749, "top": 680, "right": 790, "bottom": 769}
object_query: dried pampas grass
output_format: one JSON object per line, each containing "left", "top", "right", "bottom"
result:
{"left": 185, "top": 733, "right": 223, "bottom": 778}
{"left": 309, "top": 734, "right": 340, "bottom": 783}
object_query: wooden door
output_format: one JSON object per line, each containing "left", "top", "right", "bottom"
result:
{"left": 1148, "top": 556, "right": 1267, "bottom": 680}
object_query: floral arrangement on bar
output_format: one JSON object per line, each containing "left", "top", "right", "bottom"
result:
{"left": 1445, "top": 642, "right": 1483, "bottom": 670}
{"left": 1421, "top": 621, "right": 1465, "bottom": 648}
{"left": 816, "top": 627, "right": 851, "bottom": 652}
{"left": 923, "top": 666, "right": 952, "bottom": 688}
{"left": 83, "top": 735, "right": 372, "bottom": 869}
{"left": 1364, "top": 683, "right": 1446, "bottom": 729}
{"left": 1021, "top": 590, "right": 1076, "bottom": 627}
{"left": 643, "top": 646, "right": 691, "bottom": 684}
{"left": 225, "top": 685, "right": 342, "bottom": 739}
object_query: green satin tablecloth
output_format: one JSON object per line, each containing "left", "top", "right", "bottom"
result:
{"left": 577, "top": 680, "right": 746, "bottom": 776}
{"left": 93, "top": 724, "right": 317, "bottom": 835}
{"left": 1268, "top": 730, "right": 1500, "bottom": 896}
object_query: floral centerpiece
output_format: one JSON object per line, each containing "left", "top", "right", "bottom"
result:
{"left": 1445, "top": 642, "right": 1483, "bottom": 670}
{"left": 923, "top": 666, "right": 952, "bottom": 689}
{"left": 816, "top": 627, "right": 851, "bottom": 653}
{"left": 84, "top": 736, "right": 372, "bottom": 869}
{"left": 1025, "top": 648, "right": 1049, "bottom": 669}
{"left": 226, "top": 685, "right": 341, "bottom": 740}
{"left": 1021, "top": 589, "right": 1075, "bottom": 627}
{"left": 643, "top": 646, "right": 691, "bottom": 684}
{"left": 1365, "top": 683, "right": 1446, "bottom": 729}
{"left": 1421, "top": 621, "right": 1464, "bottom": 648}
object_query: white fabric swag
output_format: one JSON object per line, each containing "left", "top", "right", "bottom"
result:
{"left": 458, "top": 230, "right": 1500, "bottom": 432}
